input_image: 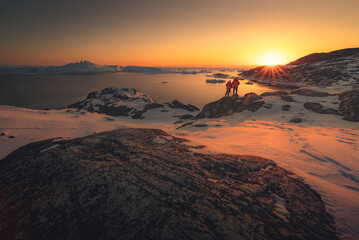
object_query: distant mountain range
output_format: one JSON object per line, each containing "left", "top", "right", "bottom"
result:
{"left": 0, "top": 60, "right": 118, "bottom": 75}
{"left": 243, "top": 47, "right": 359, "bottom": 87}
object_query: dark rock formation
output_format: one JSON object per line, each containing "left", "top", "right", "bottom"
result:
{"left": 167, "top": 100, "right": 199, "bottom": 112}
{"left": 193, "top": 124, "right": 207, "bottom": 128}
{"left": 281, "top": 96, "right": 296, "bottom": 102}
{"left": 68, "top": 88, "right": 198, "bottom": 119}
{"left": 179, "top": 114, "right": 194, "bottom": 120}
{"left": 291, "top": 89, "right": 331, "bottom": 97}
{"left": 68, "top": 88, "right": 154, "bottom": 118}
{"left": 176, "top": 122, "right": 194, "bottom": 129}
{"left": 0, "top": 128, "right": 337, "bottom": 240}
{"left": 263, "top": 103, "right": 273, "bottom": 109}
{"left": 339, "top": 90, "right": 359, "bottom": 121}
{"left": 131, "top": 103, "right": 165, "bottom": 119}
{"left": 282, "top": 105, "right": 291, "bottom": 111}
{"left": 304, "top": 102, "right": 339, "bottom": 115}
{"left": 194, "top": 93, "right": 264, "bottom": 119}
{"left": 260, "top": 91, "right": 289, "bottom": 97}
{"left": 289, "top": 117, "right": 302, "bottom": 123}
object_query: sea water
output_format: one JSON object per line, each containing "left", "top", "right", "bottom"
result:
{"left": 0, "top": 71, "right": 278, "bottom": 109}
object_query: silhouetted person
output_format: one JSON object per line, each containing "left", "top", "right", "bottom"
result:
{"left": 232, "top": 77, "right": 239, "bottom": 96}
{"left": 225, "top": 80, "right": 232, "bottom": 97}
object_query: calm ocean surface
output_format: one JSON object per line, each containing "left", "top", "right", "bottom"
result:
{"left": 0, "top": 71, "right": 278, "bottom": 109}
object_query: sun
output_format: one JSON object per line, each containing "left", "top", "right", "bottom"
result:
{"left": 260, "top": 52, "right": 285, "bottom": 66}
{"left": 266, "top": 58, "right": 277, "bottom": 66}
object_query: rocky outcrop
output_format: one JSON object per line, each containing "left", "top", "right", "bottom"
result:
{"left": 291, "top": 89, "right": 332, "bottom": 97}
{"left": 260, "top": 91, "right": 289, "bottom": 97}
{"left": 167, "top": 100, "right": 199, "bottom": 112}
{"left": 68, "top": 87, "right": 154, "bottom": 117}
{"left": 304, "top": 102, "right": 339, "bottom": 115}
{"left": 68, "top": 88, "right": 199, "bottom": 119}
{"left": 281, "top": 95, "right": 296, "bottom": 102}
{"left": 282, "top": 105, "right": 291, "bottom": 111}
{"left": 289, "top": 117, "right": 302, "bottom": 123}
{"left": 0, "top": 128, "right": 337, "bottom": 240}
{"left": 339, "top": 90, "right": 359, "bottom": 121}
{"left": 194, "top": 93, "right": 264, "bottom": 119}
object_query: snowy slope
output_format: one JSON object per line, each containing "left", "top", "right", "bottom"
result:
{"left": 0, "top": 101, "right": 358, "bottom": 239}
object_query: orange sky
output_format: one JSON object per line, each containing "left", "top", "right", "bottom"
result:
{"left": 0, "top": 0, "right": 358, "bottom": 66}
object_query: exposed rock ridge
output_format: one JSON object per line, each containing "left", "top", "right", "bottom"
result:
{"left": 0, "top": 128, "right": 337, "bottom": 240}
{"left": 68, "top": 87, "right": 199, "bottom": 119}
{"left": 194, "top": 93, "right": 264, "bottom": 119}
{"left": 339, "top": 90, "right": 359, "bottom": 121}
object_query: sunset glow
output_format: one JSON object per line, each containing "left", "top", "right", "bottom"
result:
{"left": 260, "top": 52, "right": 286, "bottom": 66}
{"left": 267, "top": 59, "right": 277, "bottom": 66}
{"left": 0, "top": 0, "right": 358, "bottom": 66}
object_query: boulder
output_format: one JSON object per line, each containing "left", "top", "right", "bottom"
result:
{"left": 195, "top": 93, "right": 264, "bottom": 119}
{"left": 282, "top": 105, "right": 291, "bottom": 111}
{"left": 339, "top": 90, "right": 359, "bottom": 121}
{"left": 281, "top": 96, "right": 296, "bottom": 102}
{"left": 0, "top": 128, "right": 337, "bottom": 240}
{"left": 289, "top": 117, "right": 302, "bottom": 123}
{"left": 304, "top": 102, "right": 339, "bottom": 115}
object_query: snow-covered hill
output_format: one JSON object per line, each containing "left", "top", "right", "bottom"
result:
{"left": 38, "top": 60, "right": 117, "bottom": 74}
{"left": 244, "top": 48, "right": 359, "bottom": 87}
{"left": 68, "top": 87, "right": 199, "bottom": 119}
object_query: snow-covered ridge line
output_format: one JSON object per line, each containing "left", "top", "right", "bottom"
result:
{"left": 243, "top": 47, "right": 359, "bottom": 87}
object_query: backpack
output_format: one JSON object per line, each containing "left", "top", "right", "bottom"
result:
{"left": 226, "top": 81, "right": 232, "bottom": 88}
{"left": 232, "top": 80, "right": 239, "bottom": 87}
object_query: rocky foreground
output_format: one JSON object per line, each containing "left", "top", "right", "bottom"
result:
{"left": 0, "top": 128, "right": 337, "bottom": 240}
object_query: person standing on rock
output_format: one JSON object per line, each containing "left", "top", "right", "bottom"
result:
{"left": 232, "top": 77, "right": 239, "bottom": 96}
{"left": 225, "top": 80, "right": 232, "bottom": 97}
